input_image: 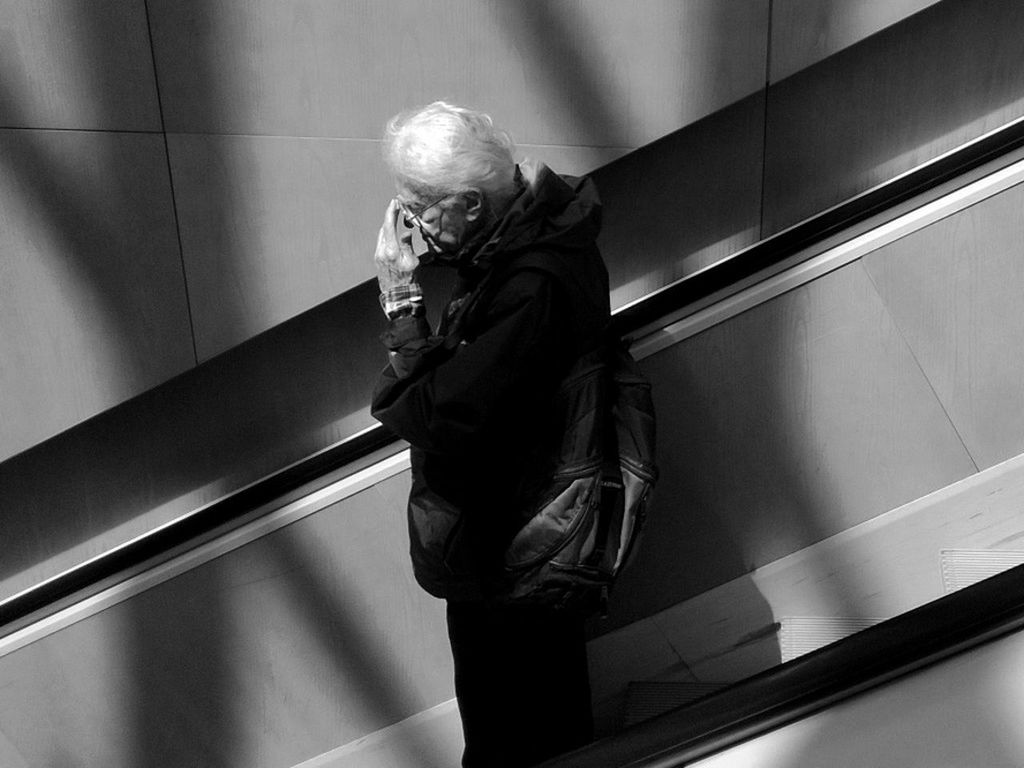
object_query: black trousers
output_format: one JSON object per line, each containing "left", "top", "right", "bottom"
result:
{"left": 446, "top": 600, "right": 593, "bottom": 767}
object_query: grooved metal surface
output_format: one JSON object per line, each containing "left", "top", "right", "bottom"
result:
{"left": 941, "top": 550, "right": 1024, "bottom": 593}
{"left": 779, "top": 616, "right": 883, "bottom": 662}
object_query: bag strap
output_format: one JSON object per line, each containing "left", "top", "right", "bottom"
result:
{"left": 587, "top": 343, "right": 624, "bottom": 570}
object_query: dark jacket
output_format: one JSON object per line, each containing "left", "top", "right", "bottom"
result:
{"left": 371, "top": 161, "right": 612, "bottom": 600}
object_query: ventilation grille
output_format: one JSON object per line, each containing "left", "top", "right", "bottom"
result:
{"left": 779, "top": 616, "right": 884, "bottom": 662}
{"left": 941, "top": 549, "right": 1024, "bottom": 593}
{"left": 623, "top": 681, "right": 727, "bottom": 727}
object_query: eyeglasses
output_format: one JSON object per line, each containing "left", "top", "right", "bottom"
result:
{"left": 398, "top": 193, "right": 453, "bottom": 229}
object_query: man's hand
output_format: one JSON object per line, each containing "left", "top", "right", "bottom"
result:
{"left": 375, "top": 199, "right": 419, "bottom": 293}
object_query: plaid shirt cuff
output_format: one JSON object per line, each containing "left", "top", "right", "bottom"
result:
{"left": 380, "top": 283, "right": 424, "bottom": 319}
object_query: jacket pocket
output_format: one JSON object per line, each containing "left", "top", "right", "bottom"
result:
{"left": 504, "top": 467, "right": 602, "bottom": 571}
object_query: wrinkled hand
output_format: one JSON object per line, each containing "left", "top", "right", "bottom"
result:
{"left": 374, "top": 199, "right": 419, "bottom": 293}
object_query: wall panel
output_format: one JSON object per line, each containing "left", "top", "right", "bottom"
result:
{"left": 604, "top": 260, "right": 976, "bottom": 627}
{"left": 863, "top": 181, "right": 1024, "bottom": 471}
{"left": 147, "top": 0, "right": 768, "bottom": 148}
{"left": 0, "top": 0, "right": 160, "bottom": 131}
{"left": 0, "top": 472, "right": 456, "bottom": 768}
{"left": 168, "top": 134, "right": 393, "bottom": 360}
{"left": 763, "top": 0, "right": 1024, "bottom": 235}
{"left": 0, "top": 129, "right": 192, "bottom": 462}
{"left": 769, "top": 0, "right": 940, "bottom": 83}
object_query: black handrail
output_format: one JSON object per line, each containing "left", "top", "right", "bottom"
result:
{"left": 0, "top": 423, "right": 399, "bottom": 629}
{"left": 612, "top": 112, "right": 1024, "bottom": 336}
{"left": 541, "top": 563, "right": 1024, "bottom": 767}
{"left": 4, "top": 113, "right": 1024, "bottom": 634}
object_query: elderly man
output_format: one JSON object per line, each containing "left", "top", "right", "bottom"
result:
{"left": 370, "top": 102, "right": 611, "bottom": 767}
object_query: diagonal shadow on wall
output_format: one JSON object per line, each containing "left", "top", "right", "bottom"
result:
{"left": 266, "top": 531, "right": 456, "bottom": 768}
{"left": 479, "top": 0, "right": 783, "bottom": 730}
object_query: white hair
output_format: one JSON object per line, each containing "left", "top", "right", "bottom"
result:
{"left": 383, "top": 101, "right": 518, "bottom": 208}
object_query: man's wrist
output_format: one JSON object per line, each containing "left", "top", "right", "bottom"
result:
{"left": 380, "top": 282, "right": 424, "bottom": 319}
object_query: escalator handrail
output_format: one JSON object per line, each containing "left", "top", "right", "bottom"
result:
{"left": 613, "top": 111, "right": 1024, "bottom": 336}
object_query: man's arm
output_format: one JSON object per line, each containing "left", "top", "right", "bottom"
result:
{"left": 371, "top": 269, "right": 570, "bottom": 456}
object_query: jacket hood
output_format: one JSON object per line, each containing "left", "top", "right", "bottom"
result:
{"left": 458, "top": 159, "right": 602, "bottom": 274}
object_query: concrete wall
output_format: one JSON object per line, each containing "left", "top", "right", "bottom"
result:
{"left": 6, "top": 0, "right": 1015, "bottom": 611}
{"left": 5, "top": 3, "right": 1024, "bottom": 764}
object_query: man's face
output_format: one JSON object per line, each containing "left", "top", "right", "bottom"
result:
{"left": 398, "top": 188, "right": 481, "bottom": 255}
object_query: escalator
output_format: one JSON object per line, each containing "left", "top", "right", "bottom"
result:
{"left": 4, "top": 118, "right": 1024, "bottom": 768}
{"left": 542, "top": 564, "right": 1024, "bottom": 766}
